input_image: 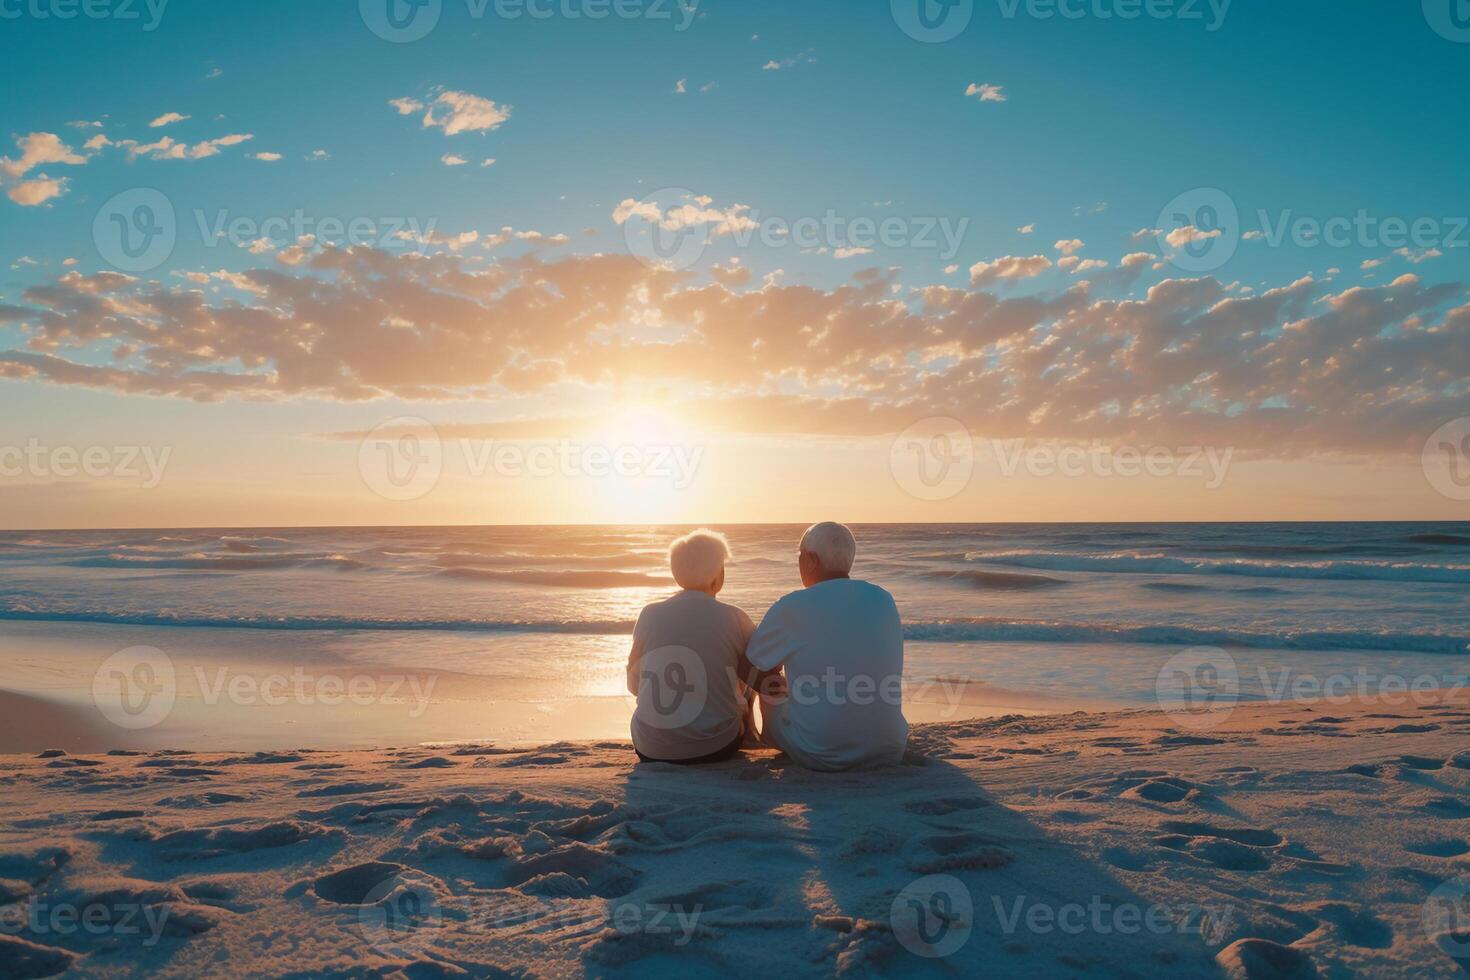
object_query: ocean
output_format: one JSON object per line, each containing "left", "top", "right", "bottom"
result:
{"left": 2, "top": 522, "right": 1469, "bottom": 747}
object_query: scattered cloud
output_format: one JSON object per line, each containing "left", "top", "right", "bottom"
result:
{"left": 1017, "top": 223, "right": 1035, "bottom": 235}
{"left": 964, "top": 83, "right": 1006, "bottom": 103}
{"left": 675, "top": 78, "right": 687, "bottom": 94}
{"left": 763, "top": 48, "right": 816, "bottom": 70}
{"left": 442, "top": 153, "right": 468, "bottom": 167}
{"left": 118, "top": 133, "right": 253, "bottom": 161}
{"left": 1164, "top": 225, "right": 1221, "bottom": 249}
{"left": 149, "top": 112, "right": 191, "bottom": 128}
{"left": 969, "top": 254, "right": 1053, "bottom": 286}
{"left": 0, "top": 132, "right": 90, "bottom": 206}
{"left": 481, "top": 158, "right": 497, "bottom": 167}
{"left": 3, "top": 249, "right": 1462, "bottom": 459}
{"left": 1054, "top": 238, "right": 1085, "bottom": 256}
{"left": 306, "top": 149, "right": 330, "bottom": 161}
{"left": 390, "top": 89, "right": 511, "bottom": 135}
{"left": 612, "top": 192, "right": 758, "bottom": 237}
{"left": 251, "top": 152, "right": 283, "bottom": 162}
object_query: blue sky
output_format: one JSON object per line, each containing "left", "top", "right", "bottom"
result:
{"left": 0, "top": 0, "right": 1467, "bottom": 526}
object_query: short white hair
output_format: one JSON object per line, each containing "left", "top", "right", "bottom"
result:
{"left": 799, "top": 521, "right": 856, "bottom": 574}
{"left": 668, "top": 529, "right": 731, "bottom": 590}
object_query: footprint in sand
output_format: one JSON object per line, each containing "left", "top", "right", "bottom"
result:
{"left": 1215, "top": 937, "right": 1317, "bottom": 979}
{"left": 1160, "top": 821, "right": 1283, "bottom": 847}
{"left": 1317, "top": 904, "right": 1395, "bottom": 948}
{"left": 0, "top": 936, "right": 75, "bottom": 979}
{"left": 509, "top": 842, "right": 640, "bottom": 897}
{"left": 149, "top": 820, "right": 336, "bottom": 861}
{"left": 1403, "top": 838, "right": 1470, "bottom": 858}
{"left": 1123, "top": 777, "right": 1201, "bottom": 804}
{"left": 903, "top": 831, "right": 1013, "bottom": 873}
{"left": 1424, "top": 797, "right": 1470, "bottom": 819}
{"left": 1156, "top": 820, "right": 1283, "bottom": 872}
{"left": 901, "top": 796, "right": 988, "bottom": 816}
{"left": 313, "top": 861, "right": 404, "bottom": 904}
{"left": 1399, "top": 755, "right": 1447, "bottom": 771}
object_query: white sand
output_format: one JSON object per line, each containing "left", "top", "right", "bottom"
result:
{"left": 3, "top": 697, "right": 1470, "bottom": 978}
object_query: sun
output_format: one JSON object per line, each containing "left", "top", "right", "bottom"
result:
{"left": 583, "top": 406, "right": 706, "bottom": 523}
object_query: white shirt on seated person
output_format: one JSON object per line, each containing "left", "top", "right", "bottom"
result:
{"left": 746, "top": 522, "right": 909, "bottom": 771}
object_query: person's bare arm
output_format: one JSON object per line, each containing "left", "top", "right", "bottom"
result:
{"left": 737, "top": 651, "right": 786, "bottom": 702}
{"left": 625, "top": 630, "right": 644, "bottom": 696}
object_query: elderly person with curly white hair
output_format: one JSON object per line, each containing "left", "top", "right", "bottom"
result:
{"left": 626, "top": 529, "right": 756, "bottom": 764}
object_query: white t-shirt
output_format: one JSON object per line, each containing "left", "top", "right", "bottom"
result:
{"left": 627, "top": 590, "right": 755, "bottom": 761}
{"left": 747, "top": 578, "right": 909, "bottom": 771}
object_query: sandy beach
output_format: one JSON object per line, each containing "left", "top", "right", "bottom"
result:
{"left": 5, "top": 695, "right": 1470, "bottom": 978}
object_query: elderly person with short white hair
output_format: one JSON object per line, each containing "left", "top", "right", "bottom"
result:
{"left": 626, "top": 529, "right": 756, "bottom": 764}
{"left": 744, "top": 522, "right": 909, "bottom": 770}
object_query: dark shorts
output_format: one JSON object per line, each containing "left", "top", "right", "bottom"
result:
{"left": 635, "top": 732, "right": 744, "bottom": 765}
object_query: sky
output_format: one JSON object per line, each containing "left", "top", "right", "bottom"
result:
{"left": 0, "top": 0, "right": 1467, "bottom": 528}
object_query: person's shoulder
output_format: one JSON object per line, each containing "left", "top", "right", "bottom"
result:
{"left": 850, "top": 579, "right": 899, "bottom": 610}
{"left": 853, "top": 579, "right": 895, "bottom": 600}
{"left": 716, "top": 598, "right": 755, "bottom": 628}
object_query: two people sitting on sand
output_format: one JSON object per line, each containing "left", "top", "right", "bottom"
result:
{"left": 626, "top": 522, "right": 909, "bottom": 770}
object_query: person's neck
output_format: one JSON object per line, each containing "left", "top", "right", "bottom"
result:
{"left": 810, "top": 572, "right": 850, "bottom": 585}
